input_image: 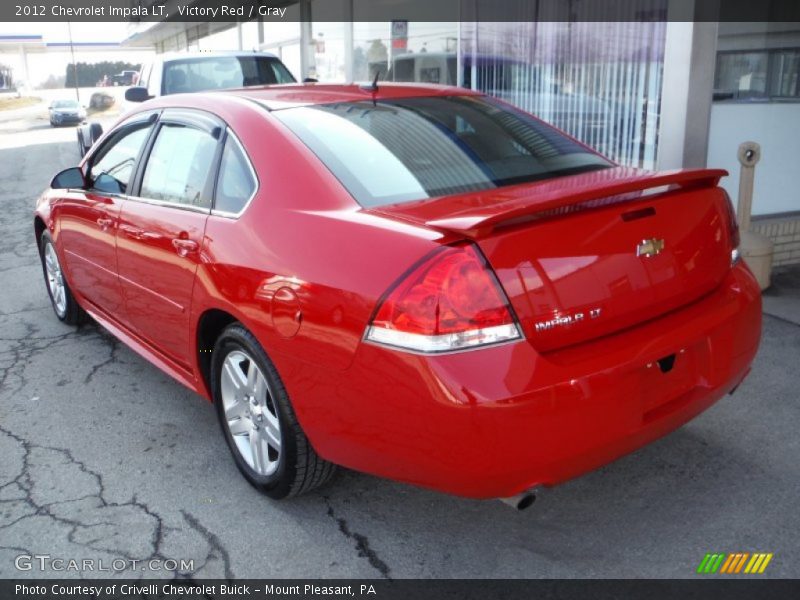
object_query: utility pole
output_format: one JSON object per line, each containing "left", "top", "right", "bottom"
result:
{"left": 67, "top": 21, "right": 79, "bottom": 102}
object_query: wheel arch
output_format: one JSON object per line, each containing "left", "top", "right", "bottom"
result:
{"left": 195, "top": 308, "right": 240, "bottom": 399}
{"left": 34, "top": 216, "right": 47, "bottom": 251}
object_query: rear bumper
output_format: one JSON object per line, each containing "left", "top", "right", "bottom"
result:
{"left": 290, "top": 263, "right": 762, "bottom": 499}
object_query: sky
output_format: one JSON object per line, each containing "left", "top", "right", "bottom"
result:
{"left": 0, "top": 22, "right": 153, "bottom": 87}
{"left": 0, "top": 22, "right": 132, "bottom": 42}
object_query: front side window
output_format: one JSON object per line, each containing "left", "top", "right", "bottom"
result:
{"left": 162, "top": 56, "right": 295, "bottom": 95}
{"left": 273, "top": 95, "right": 611, "bottom": 208}
{"left": 89, "top": 123, "right": 152, "bottom": 194}
{"left": 140, "top": 124, "right": 218, "bottom": 207}
{"left": 214, "top": 136, "right": 257, "bottom": 214}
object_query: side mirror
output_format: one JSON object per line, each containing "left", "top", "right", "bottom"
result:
{"left": 51, "top": 167, "right": 86, "bottom": 190}
{"left": 125, "top": 86, "right": 152, "bottom": 103}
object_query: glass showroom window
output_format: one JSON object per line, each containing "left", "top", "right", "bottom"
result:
{"left": 311, "top": 5, "right": 346, "bottom": 82}
{"left": 768, "top": 50, "right": 800, "bottom": 99}
{"left": 459, "top": 20, "right": 667, "bottom": 169}
{"left": 715, "top": 49, "right": 800, "bottom": 101}
{"left": 390, "top": 22, "right": 458, "bottom": 84}
{"left": 261, "top": 6, "right": 302, "bottom": 81}
{"left": 353, "top": 22, "right": 390, "bottom": 81}
{"left": 715, "top": 52, "right": 769, "bottom": 99}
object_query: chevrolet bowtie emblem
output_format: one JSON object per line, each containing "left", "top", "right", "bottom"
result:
{"left": 637, "top": 238, "right": 665, "bottom": 257}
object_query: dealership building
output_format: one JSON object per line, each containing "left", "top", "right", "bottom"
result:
{"left": 122, "top": 0, "right": 800, "bottom": 266}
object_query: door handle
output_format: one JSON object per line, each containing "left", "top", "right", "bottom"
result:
{"left": 96, "top": 217, "right": 113, "bottom": 231}
{"left": 172, "top": 238, "right": 199, "bottom": 257}
{"left": 120, "top": 224, "right": 144, "bottom": 239}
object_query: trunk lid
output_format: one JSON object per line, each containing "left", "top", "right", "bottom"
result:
{"left": 368, "top": 167, "right": 736, "bottom": 352}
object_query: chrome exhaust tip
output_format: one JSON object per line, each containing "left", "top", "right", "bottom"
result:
{"left": 499, "top": 488, "right": 538, "bottom": 511}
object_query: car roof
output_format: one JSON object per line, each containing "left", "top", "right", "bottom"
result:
{"left": 220, "top": 82, "right": 482, "bottom": 110}
{"left": 157, "top": 50, "right": 280, "bottom": 63}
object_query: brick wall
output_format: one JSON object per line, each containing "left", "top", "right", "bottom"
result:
{"left": 751, "top": 213, "right": 800, "bottom": 267}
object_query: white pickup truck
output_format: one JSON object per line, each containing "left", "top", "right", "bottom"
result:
{"left": 77, "top": 51, "right": 296, "bottom": 156}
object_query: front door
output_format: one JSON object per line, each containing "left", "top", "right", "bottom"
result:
{"left": 116, "top": 111, "right": 221, "bottom": 367}
{"left": 57, "top": 118, "right": 154, "bottom": 315}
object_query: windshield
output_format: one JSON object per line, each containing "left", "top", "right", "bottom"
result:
{"left": 162, "top": 56, "right": 295, "bottom": 95}
{"left": 273, "top": 95, "right": 612, "bottom": 208}
{"left": 53, "top": 100, "right": 79, "bottom": 109}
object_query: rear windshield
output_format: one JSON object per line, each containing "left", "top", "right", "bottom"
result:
{"left": 162, "top": 56, "right": 295, "bottom": 95}
{"left": 273, "top": 95, "right": 612, "bottom": 208}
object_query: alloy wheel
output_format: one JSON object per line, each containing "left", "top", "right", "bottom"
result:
{"left": 44, "top": 242, "right": 67, "bottom": 317}
{"left": 220, "top": 349, "right": 282, "bottom": 476}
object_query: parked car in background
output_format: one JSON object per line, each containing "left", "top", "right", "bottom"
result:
{"left": 88, "top": 91, "right": 115, "bottom": 109}
{"left": 76, "top": 122, "right": 104, "bottom": 158}
{"left": 74, "top": 93, "right": 116, "bottom": 156}
{"left": 48, "top": 99, "right": 86, "bottom": 127}
{"left": 111, "top": 70, "right": 138, "bottom": 86}
{"left": 38, "top": 83, "right": 760, "bottom": 506}
{"left": 124, "top": 51, "right": 296, "bottom": 102}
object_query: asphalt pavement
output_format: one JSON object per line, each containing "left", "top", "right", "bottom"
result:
{"left": 0, "top": 118, "right": 798, "bottom": 579}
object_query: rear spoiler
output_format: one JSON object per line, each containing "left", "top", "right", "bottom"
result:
{"left": 372, "top": 167, "right": 728, "bottom": 237}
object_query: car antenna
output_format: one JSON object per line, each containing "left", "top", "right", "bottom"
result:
{"left": 360, "top": 70, "right": 380, "bottom": 106}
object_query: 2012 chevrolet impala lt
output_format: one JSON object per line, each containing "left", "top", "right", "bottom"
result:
{"left": 34, "top": 83, "right": 761, "bottom": 505}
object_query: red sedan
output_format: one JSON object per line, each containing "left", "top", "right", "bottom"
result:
{"left": 34, "top": 84, "right": 761, "bottom": 507}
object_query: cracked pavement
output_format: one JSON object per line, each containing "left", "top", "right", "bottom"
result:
{"left": 1, "top": 121, "right": 799, "bottom": 579}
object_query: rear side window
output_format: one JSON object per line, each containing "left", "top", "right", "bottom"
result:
{"left": 273, "top": 95, "right": 611, "bottom": 208}
{"left": 162, "top": 56, "right": 295, "bottom": 95}
{"left": 140, "top": 124, "right": 218, "bottom": 208}
{"left": 214, "top": 135, "right": 257, "bottom": 215}
{"left": 89, "top": 123, "right": 152, "bottom": 194}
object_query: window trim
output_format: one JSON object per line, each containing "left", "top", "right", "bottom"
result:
{"left": 84, "top": 112, "right": 159, "bottom": 198}
{"left": 127, "top": 108, "right": 224, "bottom": 213}
{"left": 121, "top": 193, "right": 213, "bottom": 215}
{"left": 210, "top": 129, "right": 260, "bottom": 219}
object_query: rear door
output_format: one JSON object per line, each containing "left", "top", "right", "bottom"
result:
{"left": 57, "top": 114, "right": 155, "bottom": 315}
{"left": 116, "top": 109, "right": 222, "bottom": 367}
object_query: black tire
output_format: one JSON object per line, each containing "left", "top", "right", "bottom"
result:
{"left": 88, "top": 122, "right": 103, "bottom": 145}
{"left": 39, "top": 231, "right": 85, "bottom": 325}
{"left": 211, "top": 323, "right": 336, "bottom": 499}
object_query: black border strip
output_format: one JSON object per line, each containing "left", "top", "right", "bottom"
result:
{"left": 4, "top": 0, "right": 800, "bottom": 23}
{"left": 3, "top": 578, "right": 800, "bottom": 600}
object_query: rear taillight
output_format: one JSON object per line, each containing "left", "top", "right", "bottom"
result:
{"left": 365, "top": 244, "right": 522, "bottom": 353}
{"left": 722, "top": 191, "right": 741, "bottom": 265}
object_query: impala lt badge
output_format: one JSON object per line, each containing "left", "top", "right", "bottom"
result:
{"left": 637, "top": 238, "right": 665, "bottom": 257}
{"left": 535, "top": 308, "right": 602, "bottom": 332}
